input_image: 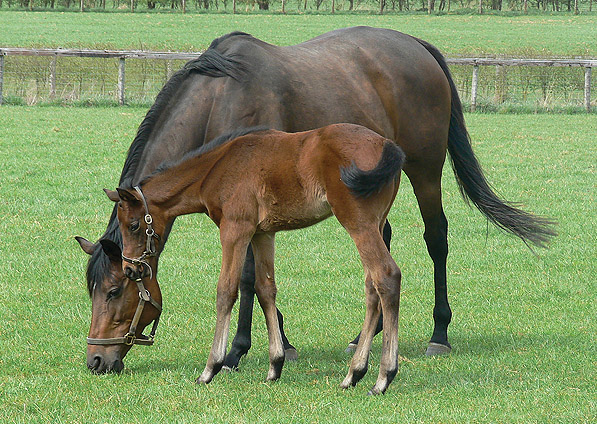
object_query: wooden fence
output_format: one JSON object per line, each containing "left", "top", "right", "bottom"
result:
{"left": 0, "top": 47, "right": 595, "bottom": 111}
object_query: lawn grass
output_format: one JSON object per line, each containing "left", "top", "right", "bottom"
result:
{"left": 0, "top": 11, "right": 595, "bottom": 57}
{"left": 0, "top": 106, "right": 595, "bottom": 422}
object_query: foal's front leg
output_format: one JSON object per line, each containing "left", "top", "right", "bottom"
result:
{"left": 251, "top": 233, "right": 285, "bottom": 381}
{"left": 197, "top": 222, "right": 253, "bottom": 384}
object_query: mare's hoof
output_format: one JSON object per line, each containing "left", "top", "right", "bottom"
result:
{"left": 425, "top": 342, "right": 452, "bottom": 356}
{"left": 285, "top": 347, "right": 298, "bottom": 361}
{"left": 344, "top": 342, "right": 358, "bottom": 354}
{"left": 221, "top": 365, "right": 238, "bottom": 372}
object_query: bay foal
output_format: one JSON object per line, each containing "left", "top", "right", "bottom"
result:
{"left": 108, "top": 124, "right": 406, "bottom": 394}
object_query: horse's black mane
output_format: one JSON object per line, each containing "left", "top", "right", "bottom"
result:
{"left": 138, "top": 126, "right": 269, "bottom": 188}
{"left": 86, "top": 31, "right": 252, "bottom": 296}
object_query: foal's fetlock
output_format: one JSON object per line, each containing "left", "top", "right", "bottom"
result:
{"left": 197, "top": 369, "right": 214, "bottom": 384}
{"left": 368, "top": 366, "right": 398, "bottom": 395}
{"left": 340, "top": 365, "right": 368, "bottom": 389}
{"left": 197, "top": 361, "right": 225, "bottom": 384}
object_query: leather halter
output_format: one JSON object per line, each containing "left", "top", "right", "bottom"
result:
{"left": 87, "top": 186, "right": 162, "bottom": 347}
{"left": 121, "top": 186, "right": 160, "bottom": 280}
{"left": 86, "top": 278, "right": 162, "bottom": 347}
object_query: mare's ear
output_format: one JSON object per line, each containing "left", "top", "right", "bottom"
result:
{"left": 99, "top": 239, "right": 122, "bottom": 265}
{"left": 75, "top": 236, "right": 96, "bottom": 255}
{"left": 115, "top": 187, "right": 140, "bottom": 205}
{"left": 104, "top": 189, "right": 121, "bottom": 203}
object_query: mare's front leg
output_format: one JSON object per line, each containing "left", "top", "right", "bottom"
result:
{"left": 197, "top": 221, "right": 254, "bottom": 384}
{"left": 251, "top": 233, "right": 285, "bottom": 381}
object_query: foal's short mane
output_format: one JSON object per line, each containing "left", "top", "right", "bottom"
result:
{"left": 137, "top": 126, "right": 270, "bottom": 188}
{"left": 86, "top": 31, "right": 253, "bottom": 296}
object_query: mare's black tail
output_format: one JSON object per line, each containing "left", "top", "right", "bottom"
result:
{"left": 340, "top": 141, "right": 406, "bottom": 198}
{"left": 416, "top": 39, "right": 556, "bottom": 248}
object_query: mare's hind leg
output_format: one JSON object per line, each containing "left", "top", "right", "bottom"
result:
{"left": 408, "top": 171, "right": 452, "bottom": 355}
{"left": 345, "top": 221, "right": 391, "bottom": 353}
{"left": 223, "top": 246, "right": 297, "bottom": 370}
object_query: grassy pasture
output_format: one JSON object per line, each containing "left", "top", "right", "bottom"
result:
{"left": 0, "top": 106, "right": 595, "bottom": 422}
{"left": 0, "top": 11, "right": 595, "bottom": 56}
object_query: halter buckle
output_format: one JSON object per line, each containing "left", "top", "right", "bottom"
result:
{"left": 124, "top": 333, "right": 136, "bottom": 346}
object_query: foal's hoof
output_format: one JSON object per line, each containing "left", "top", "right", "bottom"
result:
{"left": 285, "top": 347, "right": 298, "bottom": 361}
{"left": 344, "top": 342, "right": 358, "bottom": 354}
{"left": 425, "top": 342, "right": 452, "bottom": 356}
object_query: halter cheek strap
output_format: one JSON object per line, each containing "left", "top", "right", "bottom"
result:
{"left": 121, "top": 186, "right": 160, "bottom": 280}
{"left": 86, "top": 278, "right": 162, "bottom": 347}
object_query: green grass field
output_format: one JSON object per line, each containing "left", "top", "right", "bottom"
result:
{"left": 0, "top": 106, "right": 595, "bottom": 422}
{"left": 1, "top": 11, "right": 596, "bottom": 56}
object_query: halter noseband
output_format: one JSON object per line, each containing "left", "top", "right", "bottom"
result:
{"left": 87, "top": 185, "right": 162, "bottom": 347}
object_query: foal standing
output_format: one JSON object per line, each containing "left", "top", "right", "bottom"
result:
{"left": 109, "top": 123, "right": 406, "bottom": 394}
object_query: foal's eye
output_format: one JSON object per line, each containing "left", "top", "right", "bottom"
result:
{"left": 130, "top": 221, "right": 140, "bottom": 232}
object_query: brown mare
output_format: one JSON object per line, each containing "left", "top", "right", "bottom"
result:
{"left": 108, "top": 124, "right": 406, "bottom": 394}
{"left": 76, "top": 27, "right": 555, "bottom": 375}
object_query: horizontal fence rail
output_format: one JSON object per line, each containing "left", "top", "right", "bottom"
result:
{"left": 0, "top": 47, "right": 595, "bottom": 111}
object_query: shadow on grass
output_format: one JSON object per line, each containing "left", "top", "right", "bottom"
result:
{"left": 123, "top": 328, "right": 574, "bottom": 377}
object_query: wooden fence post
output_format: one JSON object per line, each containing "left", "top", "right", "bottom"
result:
{"left": 50, "top": 55, "right": 57, "bottom": 99}
{"left": 118, "top": 57, "right": 126, "bottom": 106}
{"left": 0, "top": 53, "right": 4, "bottom": 105}
{"left": 585, "top": 66, "right": 592, "bottom": 112}
{"left": 471, "top": 64, "right": 479, "bottom": 112}
{"left": 495, "top": 65, "right": 507, "bottom": 104}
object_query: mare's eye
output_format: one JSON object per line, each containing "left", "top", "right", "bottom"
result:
{"left": 130, "top": 221, "right": 140, "bottom": 232}
{"left": 107, "top": 287, "right": 122, "bottom": 299}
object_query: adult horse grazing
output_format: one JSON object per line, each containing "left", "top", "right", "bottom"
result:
{"left": 76, "top": 27, "right": 555, "bottom": 375}
{"left": 107, "top": 124, "right": 406, "bottom": 394}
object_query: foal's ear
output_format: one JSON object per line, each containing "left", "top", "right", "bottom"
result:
{"left": 75, "top": 236, "right": 96, "bottom": 255}
{"left": 115, "top": 187, "right": 140, "bottom": 205}
{"left": 99, "top": 239, "right": 122, "bottom": 265}
{"left": 104, "top": 189, "right": 121, "bottom": 203}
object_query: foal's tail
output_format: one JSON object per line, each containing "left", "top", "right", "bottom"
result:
{"left": 416, "top": 38, "right": 557, "bottom": 248}
{"left": 340, "top": 141, "right": 406, "bottom": 198}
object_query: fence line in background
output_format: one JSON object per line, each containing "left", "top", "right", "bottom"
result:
{"left": 0, "top": 47, "right": 595, "bottom": 111}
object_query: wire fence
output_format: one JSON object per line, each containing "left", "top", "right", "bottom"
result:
{"left": 0, "top": 48, "right": 594, "bottom": 112}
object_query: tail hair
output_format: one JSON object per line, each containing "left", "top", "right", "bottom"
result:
{"left": 415, "top": 37, "right": 557, "bottom": 248}
{"left": 340, "top": 141, "right": 405, "bottom": 198}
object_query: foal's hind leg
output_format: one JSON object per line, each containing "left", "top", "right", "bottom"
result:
{"left": 346, "top": 221, "right": 391, "bottom": 353}
{"left": 340, "top": 271, "right": 381, "bottom": 389}
{"left": 341, "top": 227, "right": 401, "bottom": 394}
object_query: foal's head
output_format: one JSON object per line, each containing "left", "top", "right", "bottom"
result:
{"left": 106, "top": 187, "right": 168, "bottom": 283}
{"left": 76, "top": 236, "right": 161, "bottom": 373}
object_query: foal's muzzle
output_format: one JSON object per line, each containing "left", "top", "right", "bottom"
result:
{"left": 124, "top": 263, "right": 150, "bottom": 281}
